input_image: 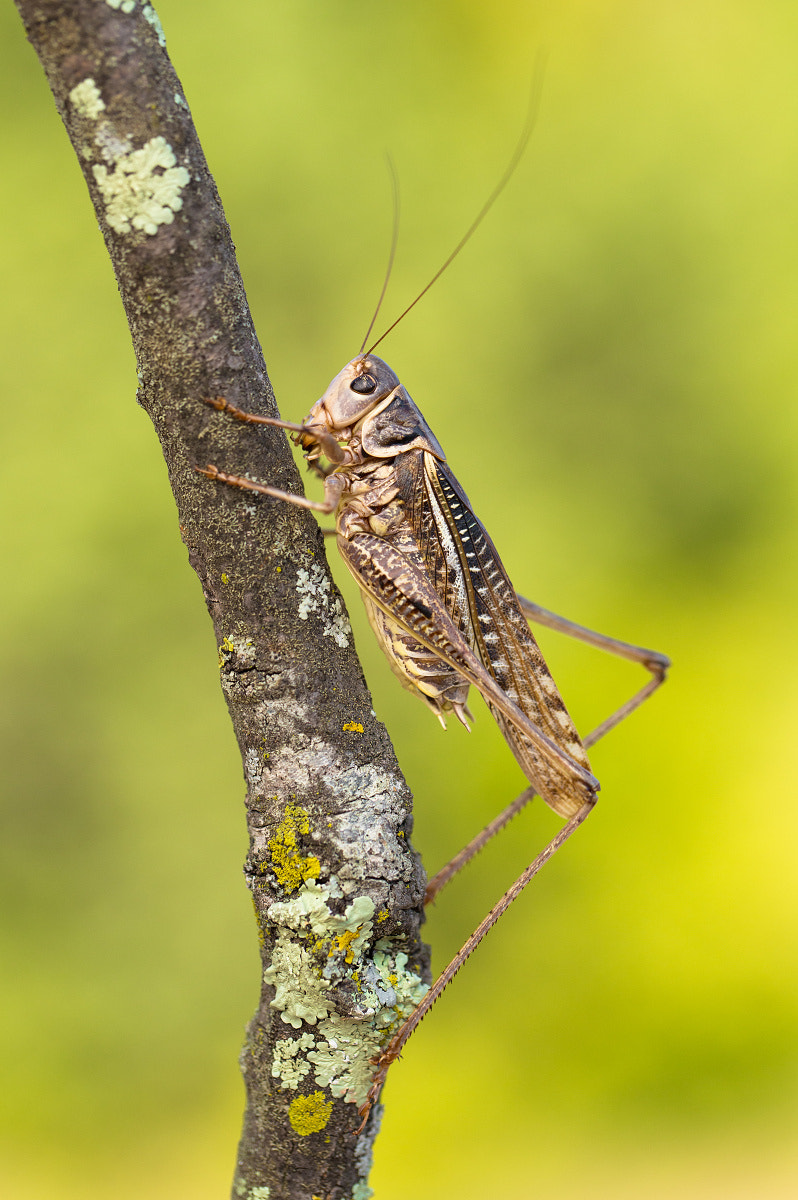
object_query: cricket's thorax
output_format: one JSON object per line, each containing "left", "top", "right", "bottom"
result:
{"left": 334, "top": 458, "right": 404, "bottom": 541}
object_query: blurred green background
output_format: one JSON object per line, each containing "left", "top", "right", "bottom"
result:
{"left": 2, "top": 1, "right": 797, "bottom": 1196}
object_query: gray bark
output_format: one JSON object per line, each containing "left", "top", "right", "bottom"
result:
{"left": 12, "top": 3, "right": 429, "bottom": 1197}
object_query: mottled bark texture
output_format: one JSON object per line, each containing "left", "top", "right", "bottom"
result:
{"left": 13, "top": 4, "right": 429, "bottom": 1198}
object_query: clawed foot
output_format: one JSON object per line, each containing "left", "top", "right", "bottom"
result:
{"left": 353, "top": 1051, "right": 396, "bottom": 1134}
{"left": 202, "top": 394, "right": 259, "bottom": 422}
{"left": 195, "top": 463, "right": 221, "bottom": 480}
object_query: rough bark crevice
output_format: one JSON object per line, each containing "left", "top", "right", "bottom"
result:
{"left": 13, "top": 4, "right": 428, "bottom": 1197}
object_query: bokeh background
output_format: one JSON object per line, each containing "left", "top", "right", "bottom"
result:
{"left": 2, "top": 1, "right": 797, "bottom": 1197}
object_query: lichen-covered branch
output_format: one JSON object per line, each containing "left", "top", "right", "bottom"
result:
{"left": 13, "top": 3, "right": 428, "bottom": 1198}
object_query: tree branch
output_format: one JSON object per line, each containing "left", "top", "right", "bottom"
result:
{"left": 13, "top": 3, "right": 428, "bottom": 1197}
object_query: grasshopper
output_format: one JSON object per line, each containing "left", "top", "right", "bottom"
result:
{"left": 197, "top": 94, "right": 669, "bottom": 1126}
{"left": 198, "top": 351, "right": 669, "bottom": 1125}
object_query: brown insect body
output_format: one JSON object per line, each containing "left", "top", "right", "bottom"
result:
{"left": 199, "top": 347, "right": 668, "bottom": 1129}
{"left": 198, "top": 85, "right": 669, "bottom": 1122}
{"left": 298, "top": 352, "right": 597, "bottom": 819}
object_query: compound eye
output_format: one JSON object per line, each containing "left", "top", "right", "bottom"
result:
{"left": 350, "top": 373, "right": 377, "bottom": 395}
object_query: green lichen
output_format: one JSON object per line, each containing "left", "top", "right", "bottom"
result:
{"left": 306, "top": 942, "right": 428, "bottom": 1105}
{"left": 351, "top": 1185, "right": 374, "bottom": 1200}
{"left": 264, "top": 879, "right": 428, "bottom": 1108}
{"left": 304, "top": 1016, "right": 383, "bottom": 1103}
{"left": 269, "top": 885, "right": 374, "bottom": 957}
{"left": 268, "top": 803, "right": 321, "bottom": 892}
{"left": 263, "top": 939, "right": 332, "bottom": 1029}
{"left": 264, "top": 884, "right": 376, "bottom": 1034}
{"left": 373, "top": 943, "right": 430, "bottom": 1017}
{"left": 288, "top": 1091, "right": 333, "bottom": 1136}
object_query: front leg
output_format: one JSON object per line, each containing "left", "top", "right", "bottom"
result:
{"left": 204, "top": 395, "right": 350, "bottom": 466}
{"left": 196, "top": 463, "right": 345, "bottom": 515}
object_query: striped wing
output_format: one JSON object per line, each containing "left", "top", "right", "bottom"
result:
{"left": 409, "top": 452, "right": 594, "bottom": 817}
{"left": 338, "top": 450, "right": 597, "bottom": 817}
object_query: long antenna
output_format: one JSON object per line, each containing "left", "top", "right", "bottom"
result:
{"left": 359, "top": 156, "right": 401, "bottom": 354}
{"left": 366, "top": 53, "right": 547, "bottom": 357}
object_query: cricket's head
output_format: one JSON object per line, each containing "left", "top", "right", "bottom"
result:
{"left": 300, "top": 354, "right": 446, "bottom": 463}
{"left": 301, "top": 355, "right": 400, "bottom": 434}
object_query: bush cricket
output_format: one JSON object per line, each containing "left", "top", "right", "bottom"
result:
{"left": 197, "top": 97, "right": 670, "bottom": 1128}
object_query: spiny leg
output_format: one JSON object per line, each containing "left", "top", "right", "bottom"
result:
{"left": 196, "top": 464, "right": 342, "bottom": 513}
{"left": 338, "top": 533, "right": 599, "bottom": 801}
{"left": 424, "top": 786, "right": 536, "bottom": 905}
{"left": 205, "top": 394, "right": 309, "bottom": 431}
{"left": 357, "top": 794, "right": 597, "bottom": 1131}
{"left": 424, "top": 599, "right": 669, "bottom": 904}
{"left": 518, "top": 595, "right": 669, "bottom": 739}
{"left": 203, "top": 395, "right": 349, "bottom": 465}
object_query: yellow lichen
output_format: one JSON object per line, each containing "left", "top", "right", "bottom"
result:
{"left": 268, "top": 803, "right": 321, "bottom": 892}
{"left": 288, "top": 1090, "right": 333, "bottom": 1136}
{"left": 342, "top": 721, "right": 364, "bottom": 733}
{"left": 334, "top": 928, "right": 360, "bottom": 962}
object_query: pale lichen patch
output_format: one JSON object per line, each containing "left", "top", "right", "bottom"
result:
{"left": 93, "top": 124, "right": 132, "bottom": 165}
{"left": 92, "top": 135, "right": 190, "bottom": 235}
{"left": 219, "top": 633, "right": 256, "bottom": 669}
{"left": 304, "top": 1016, "right": 383, "bottom": 1104}
{"left": 253, "top": 733, "right": 336, "bottom": 797}
{"left": 263, "top": 879, "right": 428, "bottom": 1109}
{"left": 324, "top": 763, "right": 414, "bottom": 885}
{"left": 268, "top": 882, "right": 374, "bottom": 950}
{"left": 244, "top": 747, "right": 262, "bottom": 788}
{"left": 105, "top": 0, "right": 136, "bottom": 12}
{"left": 233, "top": 1181, "right": 270, "bottom": 1200}
{"left": 142, "top": 3, "right": 167, "bottom": 45}
{"left": 263, "top": 938, "right": 332, "bottom": 1028}
{"left": 271, "top": 1033, "right": 315, "bottom": 1089}
{"left": 296, "top": 562, "right": 351, "bottom": 648}
{"left": 69, "top": 78, "right": 105, "bottom": 120}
